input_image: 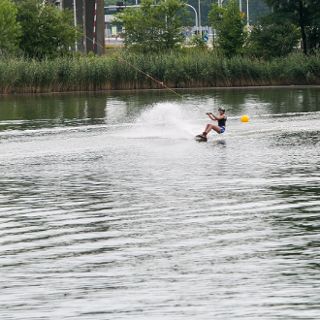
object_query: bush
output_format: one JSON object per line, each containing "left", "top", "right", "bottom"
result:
{"left": 246, "top": 16, "right": 300, "bottom": 59}
{"left": 0, "top": 0, "right": 21, "bottom": 56}
{"left": 116, "top": 0, "right": 186, "bottom": 52}
{"left": 16, "top": 0, "right": 78, "bottom": 59}
{"left": 188, "top": 35, "right": 208, "bottom": 49}
{"left": 209, "top": 0, "right": 246, "bottom": 57}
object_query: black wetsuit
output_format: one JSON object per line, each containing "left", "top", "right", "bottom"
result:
{"left": 218, "top": 117, "right": 227, "bottom": 128}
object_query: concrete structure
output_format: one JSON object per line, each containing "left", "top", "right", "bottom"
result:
{"left": 59, "top": 0, "right": 105, "bottom": 55}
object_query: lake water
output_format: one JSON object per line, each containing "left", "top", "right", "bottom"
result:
{"left": 0, "top": 87, "right": 319, "bottom": 320}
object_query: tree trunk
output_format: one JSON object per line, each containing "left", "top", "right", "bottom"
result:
{"left": 298, "top": 0, "right": 308, "bottom": 54}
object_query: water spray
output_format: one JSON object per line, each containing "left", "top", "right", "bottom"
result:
{"left": 86, "top": 35, "right": 203, "bottom": 111}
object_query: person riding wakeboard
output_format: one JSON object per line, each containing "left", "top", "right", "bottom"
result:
{"left": 196, "top": 107, "right": 227, "bottom": 142}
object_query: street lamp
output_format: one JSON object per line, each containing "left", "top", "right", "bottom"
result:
{"left": 246, "top": 0, "right": 249, "bottom": 26}
{"left": 198, "top": 0, "right": 201, "bottom": 34}
{"left": 185, "top": 4, "right": 198, "bottom": 31}
{"left": 73, "top": 0, "right": 78, "bottom": 51}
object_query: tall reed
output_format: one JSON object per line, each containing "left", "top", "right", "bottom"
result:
{"left": 0, "top": 51, "right": 319, "bottom": 94}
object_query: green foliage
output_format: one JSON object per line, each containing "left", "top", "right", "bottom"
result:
{"left": 16, "top": 0, "right": 78, "bottom": 59}
{"left": 0, "top": 52, "right": 320, "bottom": 93}
{"left": 0, "top": 0, "right": 21, "bottom": 55}
{"left": 247, "top": 16, "right": 300, "bottom": 59}
{"left": 265, "top": 0, "right": 320, "bottom": 54}
{"left": 209, "top": 0, "right": 246, "bottom": 57}
{"left": 188, "top": 35, "right": 207, "bottom": 49}
{"left": 308, "top": 26, "right": 320, "bottom": 52}
{"left": 116, "top": 0, "right": 186, "bottom": 52}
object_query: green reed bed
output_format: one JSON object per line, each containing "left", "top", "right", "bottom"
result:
{"left": 0, "top": 51, "right": 319, "bottom": 94}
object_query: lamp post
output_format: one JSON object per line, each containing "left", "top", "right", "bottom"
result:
{"left": 198, "top": 0, "right": 201, "bottom": 34}
{"left": 185, "top": 4, "right": 198, "bottom": 32}
{"left": 246, "top": 0, "right": 249, "bottom": 26}
{"left": 73, "top": 0, "right": 78, "bottom": 51}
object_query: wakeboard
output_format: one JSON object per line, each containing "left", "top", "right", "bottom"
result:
{"left": 195, "top": 135, "right": 207, "bottom": 142}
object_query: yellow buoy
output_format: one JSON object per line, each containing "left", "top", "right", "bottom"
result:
{"left": 241, "top": 115, "right": 250, "bottom": 123}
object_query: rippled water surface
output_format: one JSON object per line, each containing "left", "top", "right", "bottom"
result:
{"left": 0, "top": 88, "right": 320, "bottom": 320}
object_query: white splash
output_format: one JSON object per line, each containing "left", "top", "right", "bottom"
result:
{"left": 117, "top": 102, "right": 202, "bottom": 140}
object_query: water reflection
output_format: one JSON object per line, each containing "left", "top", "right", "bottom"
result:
{"left": 1, "top": 87, "right": 320, "bottom": 132}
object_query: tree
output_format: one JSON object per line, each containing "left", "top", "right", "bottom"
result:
{"left": 266, "top": 0, "right": 320, "bottom": 54}
{"left": 189, "top": 34, "right": 207, "bottom": 49}
{"left": 116, "top": 0, "right": 186, "bottom": 52}
{"left": 247, "top": 15, "right": 300, "bottom": 59}
{"left": 16, "top": 0, "right": 78, "bottom": 59}
{"left": 209, "top": 0, "right": 246, "bottom": 57}
{"left": 0, "top": 0, "right": 21, "bottom": 55}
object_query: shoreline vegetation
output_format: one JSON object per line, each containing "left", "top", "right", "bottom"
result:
{"left": 0, "top": 51, "right": 320, "bottom": 94}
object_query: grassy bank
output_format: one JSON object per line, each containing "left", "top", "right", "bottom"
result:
{"left": 0, "top": 51, "right": 320, "bottom": 94}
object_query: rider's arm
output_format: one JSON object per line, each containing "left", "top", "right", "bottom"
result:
{"left": 206, "top": 113, "right": 216, "bottom": 121}
{"left": 212, "top": 113, "right": 225, "bottom": 120}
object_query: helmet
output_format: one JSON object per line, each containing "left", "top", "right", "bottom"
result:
{"left": 218, "top": 107, "right": 225, "bottom": 113}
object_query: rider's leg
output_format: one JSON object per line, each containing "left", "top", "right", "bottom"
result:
{"left": 203, "top": 124, "right": 221, "bottom": 136}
